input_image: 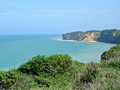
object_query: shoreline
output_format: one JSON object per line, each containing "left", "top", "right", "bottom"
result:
{"left": 55, "top": 38, "right": 115, "bottom": 45}
{"left": 56, "top": 38, "right": 98, "bottom": 43}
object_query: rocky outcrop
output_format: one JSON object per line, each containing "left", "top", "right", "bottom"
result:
{"left": 62, "top": 31, "right": 85, "bottom": 41}
{"left": 81, "top": 32, "right": 99, "bottom": 42}
{"left": 62, "top": 29, "right": 120, "bottom": 44}
{"left": 98, "top": 30, "right": 120, "bottom": 43}
{"left": 62, "top": 31, "right": 100, "bottom": 42}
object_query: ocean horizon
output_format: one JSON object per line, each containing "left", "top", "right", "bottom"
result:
{"left": 0, "top": 34, "right": 114, "bottom": 70}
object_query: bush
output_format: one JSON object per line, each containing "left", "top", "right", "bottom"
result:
{"left": 101, "top": 61, "right": 120, "bottom": 70}
{"left": 80, "top": 63, "right": 98, "bottom": 83}
{"left": 101, "top": 44, "right": 120, "bottom": 61}
{"left": 17, "top": 54, "right": 73, "bottom": 76}
{"left": 73, "top": 63, "right": 99, "bottom": 90}
{"left": 0, "top": 69, "right": 37, "bottom": 90}
{"left": 101, "top": 44, "right": 120, "bottom": 71}
{"left": 47, "top": 54, "right": 73, "bottom": 74}
{"left": 34, "top": 76, "right": 50, "bottom": 87}
{"left": 0, "top": 71, "right": 14, "bottom": 90}
{"left": 108, "top": 61, "right": 120, "bottom": 69}
{"left": 17, "top": 55, "right": 50, "bottom": 76}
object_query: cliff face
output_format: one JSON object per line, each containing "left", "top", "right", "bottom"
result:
{"left": 62, "top": 31, "right": 100, "bottom": 42}
{"left": 62, "top": 31, "right": 85, "bottom": 41}
{"left": 62, "top": 29, "right": 120, "bottom": 44}
{"left": 81, "top": 32, "right": 100, "bottom": 42}
{"left": 97, "top": 30, "right": 120, "bottom": 43}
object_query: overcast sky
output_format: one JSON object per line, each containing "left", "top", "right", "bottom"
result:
{"left": 0, "top": 0, "right": 120, "bottom": 34}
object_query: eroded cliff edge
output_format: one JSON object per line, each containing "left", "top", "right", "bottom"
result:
{"left": 62, "top": 29, "right": 120, "bottom": 44}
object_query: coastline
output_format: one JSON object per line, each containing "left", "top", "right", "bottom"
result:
{"left": 56, "top": 38, "right": 97, "bottom": 43}
{"left": 56, "top": 38, "right": 115, "bottom": 45}
{"left": 51, "top": 36, "right": 97, "bottom": 43}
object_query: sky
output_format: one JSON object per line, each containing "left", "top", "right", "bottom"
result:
{"left": 0, "top": 0, "right": 120, "bottom": 34}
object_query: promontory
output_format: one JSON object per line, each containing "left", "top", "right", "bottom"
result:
{"left": 62, "top": 29, "right": 120, "bottom": 44}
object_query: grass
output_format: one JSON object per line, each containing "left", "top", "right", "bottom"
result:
{"left": 0, "top": 54, "right": 120, "bottom": 90}
{"left": 74, "top": 62, "right": 120, "bottom": 90}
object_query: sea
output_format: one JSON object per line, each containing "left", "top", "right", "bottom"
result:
{"left": 0, "top": 34, "right": 114, "bottom": 70}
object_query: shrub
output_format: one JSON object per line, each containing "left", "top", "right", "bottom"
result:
{"left": 80, "top": 63, "right": 98, "bottom": 83}
{"left": 0, "top": 69, "right": 37, "bottom": 90}
{"left": 105, "top": 71, "right": 117, "bottom": 78}
{"left": 17, "top": 54, "right": 73, "bottom": 76}
{"left": 18, "top": 55, "right": 47, "bottom": 75}
{"left": 101, "top": 44, "right": 120, "bottom": 61}
{"left": 101, "top": 61, "right": 120, "bottom": 70}
{"left": 73, "top": 63, "right": 99, "bottom": 90}
{"left": 0, "top": 71, "right": 14, "bottom": 90}
{"left": 34, "top": 76, "right": 50, "bottom": 87}
{"left": 47, "top": 54, "right": 73, "bottom": 74}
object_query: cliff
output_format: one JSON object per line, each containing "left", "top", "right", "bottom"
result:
{"left": 98, "top": 29, "right": 120, "bottom": 43}
{"left": 62, "top": 31, "right": 100, "bottom": 42}
{"left": 81, "top": 31, "right": 100, "bottom": 42}
{"left": 62, "top": 31, "right": 85, "bottom": 41}
{"left": 62, "top": 29, "right": 120, "bottom": 44}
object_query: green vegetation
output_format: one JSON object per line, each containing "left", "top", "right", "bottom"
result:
{"left": 62, "top": 29, "right": 120, "bottom": 44}
{"left": 62, "top": 31, "right": 85, "bottom": 41}
{"left": 101, "top": 44, "right": 120, "bottom": 61}
{"left": 18, "top": 54, "right": 73, "bottom": 76}
{"left": 98, "top": 29, "right": 120, "bottom": 43}
{"left": 0, "top": 54, "right": 84, "bottom": 90}
{"left": 0, "top": 45, "right": 120, "bottom": 90}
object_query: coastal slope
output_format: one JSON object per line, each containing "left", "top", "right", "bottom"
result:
{"left": 62, "top": 29, "right": 120, "bottom": 44}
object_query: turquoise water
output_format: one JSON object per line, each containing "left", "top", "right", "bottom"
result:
{"left": 0, "top": 35, "right": 114, "bottom": 70}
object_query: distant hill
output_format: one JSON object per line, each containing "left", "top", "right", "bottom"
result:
{"left": 62, "top": 29, "right": 120, "bottom": 44}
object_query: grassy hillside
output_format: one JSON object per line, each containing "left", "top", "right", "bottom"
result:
{"left": 101, "top": 44, "right": 120, "bottom": 61}
{"left": 0, "top": 46, "right": 120, "bottom": 90}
